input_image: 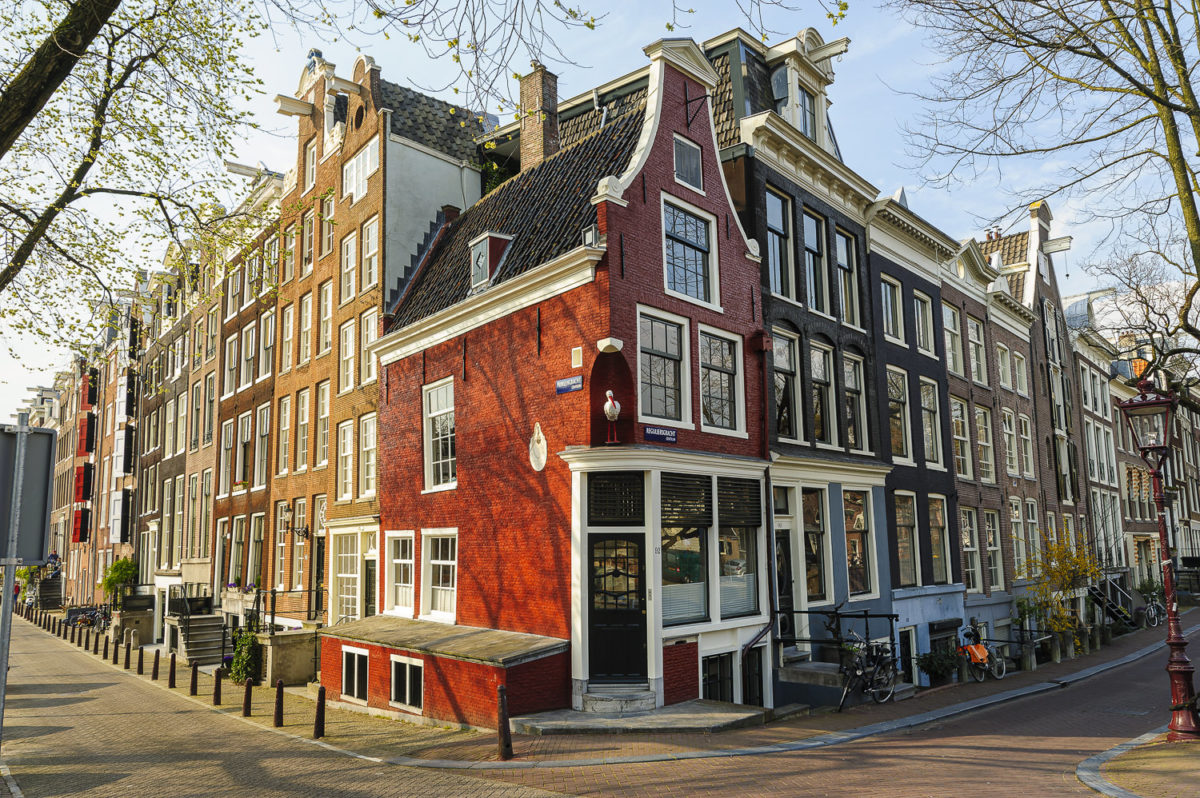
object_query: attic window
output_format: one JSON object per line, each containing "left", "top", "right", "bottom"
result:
{"left": 797, "top": 85, "right": 816, "bottom": 140}
{"left": 470, "top": 238, "right": 489, "bottom": 288}
{"left": 341, "top": 136, "right": 379, "bottom": 203}
{"left": 770, "top": 66, "right": 788, "bottom": 115}
{"left": 673, "top": 135, "right": 703, "bottom": 192}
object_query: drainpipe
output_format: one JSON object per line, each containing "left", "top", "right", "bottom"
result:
{"left": 742, "top": 330, "right": 778, "bottom": 695}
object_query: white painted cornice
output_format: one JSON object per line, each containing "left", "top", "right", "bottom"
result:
{"left": 276, "top": 95, "right": 314, "bottom": 117}
{"left": 739, "top": 111, "right": 877, "bottom": 219}
{"left": 372, "top": 246, "right": 605, "bottom": 367}
{"left": 558, "top": 444, "right": 769, "bottom": 476}
{"left": 642, "top": 38, "right": 721, "bottom": 89}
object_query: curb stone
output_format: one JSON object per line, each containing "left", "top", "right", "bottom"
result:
{"left": 22, "top": 615, "right": 1200, "bottom": 771}
{"left": 1076, "top": 727, "right": 1165, "bottom": 798}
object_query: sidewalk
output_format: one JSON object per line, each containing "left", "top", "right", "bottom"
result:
{"left": 1078, "top": 728, "right": 1200, "bottom": 798}
{"left": 14, "top": 609, "right": 1197, "bottom": 772}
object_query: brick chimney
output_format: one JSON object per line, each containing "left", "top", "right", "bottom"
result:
{"left": 520, "top": 62, "right": 559, "bottom": 172}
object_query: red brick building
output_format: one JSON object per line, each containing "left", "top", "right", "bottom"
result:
{"left": 322, "top": 39, "right": 772, "bottom": 727}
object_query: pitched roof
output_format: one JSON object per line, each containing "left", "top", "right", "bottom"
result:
{"left": 979, "top": 231, "right": 1028, "bottom": 266}
{"left": 558, "top": 85, "right": 648, "bottom": 148}
{"left": 378, "top": 79, "right": 481, "bottom": 162}
{"left": 709, "top": 52, "right": 738, "bottom": 149}
{"left": 979, "top": 231, "right": 1030, "bottom": 302}
{"left": 391, "top": 103, "right": 646, "bottom": 329}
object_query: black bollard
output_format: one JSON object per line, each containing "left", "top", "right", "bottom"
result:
{"left": 313, "top": 686, "right": 325, "bottom": 739}
{"left": 151, "top": 650, "right": 160, "bottom": 681}
{"left": 168, "top": 653, "right": 176, "bottom": 688}
{"left": 69, "top": 624, "right": 75, "bottom": 644}
{"left": 242, "top": 678, "right": 253, "bottom": 717}
{"left": 102, "top": 636, "right": 109, "bottom": 660}
{"left": 137, "top": 647, "right": 144, "bottom": 675}
{"left": 112, "top": 636, "right": 120, "bottom": 664}
{"left": 274, "top": 679, "right": 284, "bottom": 727}
{"left": 213, "top": 667, "right": 223, "bottom": 705}
{"left": 497, "top": 685, "right": 514, "bottom": 761}
{"left": 190, "top": 662, "right": 198, "bottom": 696}
{"left": 92, "top": 630, "right": 99, "bottom": 655}
{"left": 123, "top": 641, "right": 131, "bottom": 670}
{"left": 82, "top": 628, "right": 89, "bottom": 648}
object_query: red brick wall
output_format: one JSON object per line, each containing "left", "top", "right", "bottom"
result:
{"left": 379, "top": 283, "right": 606, "bottom": 639}
{"left": 320, "top": 634, "right": 569, "bottom": 727}
{"left": 662, "top": 641, "right": 699, "bottom": 705}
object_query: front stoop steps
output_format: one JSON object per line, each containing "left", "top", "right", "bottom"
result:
{"left": 580, "top": 684, "right": 657, "bottom": 714}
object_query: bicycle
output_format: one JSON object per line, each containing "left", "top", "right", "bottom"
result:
{"left": 1145, "top": 597, "right": 1166, "bottom": 628}
{"left": 837, "top": 630, "right": 898, "bottom": 711}
{"left": 958, "top": 628, "right": 1006, "bottom": 681}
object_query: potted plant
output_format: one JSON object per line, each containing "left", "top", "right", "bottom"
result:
{"left": 916, "top": 648, "right": 959, "bottom": 687}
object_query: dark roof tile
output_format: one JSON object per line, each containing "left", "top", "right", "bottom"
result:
{"left": 558, "top": 85, "right": 648, "bottom": 148}
{"left": 378, "top": 79, "right": 480, "bottom": 162}
{"left": 392, "top": 104, "right": 645, "bottom": 329}
{"left": 710, "top": 52, "right": 737, "bottom": 149}
{"left": 979, "top": 231, "right": 1029, "bottom": 266}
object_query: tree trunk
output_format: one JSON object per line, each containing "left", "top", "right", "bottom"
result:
{"left": 0, "top": 0, "right": 122, "bottom": 162}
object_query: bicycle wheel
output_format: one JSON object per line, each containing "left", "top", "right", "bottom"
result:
{"left": 837, "top": 671, "right": 856, "bottom": 712}
{"left": 1147, "top": 603, "right": 1163, "bottom": 628}
{"left": 869, "top": 663, "right": 897, "bottom": 703}
{"left": 989, "top": 649, "right": 1006, "bottom": 680}
{"left": 968, "top": 657, "right": 987, "bottom": 682}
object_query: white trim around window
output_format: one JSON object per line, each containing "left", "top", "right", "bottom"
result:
{"left": 659, "top": 192, "right": 722, "bottom": 313}
{"left": 388, "top": 653, "right": 424, "bottom": 713}
{"left": 636, "top": 304, "right": 694, "bottom": 430}
{"left": 697, "top": 323, "right": 747, "bottom": 438}
{"left": 384, "top": 530, "right": 415, "bottom": 617}
{"left": 422, "top": 377, "right": 457, "bottom": 492}
{"left": 419, "top": 528, "right": 458, "bottom": 624}
{"left": 340, "top": 644, "right": 369, "bottom": 704}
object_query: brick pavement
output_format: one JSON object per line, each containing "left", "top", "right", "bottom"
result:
{"left": 1100, "top": 732, "right": 1200, "bottom": 798}
{"left": 0, "top": 616, "right": 561, "bottom": 797}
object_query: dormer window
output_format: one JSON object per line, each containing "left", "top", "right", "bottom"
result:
{"left": 470, "top": 239, "right": 488, "bottom": 288}
{"left": 673, "top": 135, "right": 703, "bottom": 192}
{"left": 770, "top": 66, "right": 789, "bottom": 115}
{"left": 468, "top": 232, "right": 513, "bottom": 290}
{"left": 797, "top": 85, "right": 816, "bottom": 140}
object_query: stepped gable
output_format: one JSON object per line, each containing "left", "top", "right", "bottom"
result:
{"left": 709, "top": 52, "right": 737, "bottom": 149}
{"left": 558, "top": 85, "right": 648, "bottom": 147}
{"left": 392, "top": 103, "right": 645, "bottom": 329}
{"left": 980, "top": 231, "right": 1030, "bottom": 300}
{"left": 379, "top": 79, "right": 481, "bottom": 162}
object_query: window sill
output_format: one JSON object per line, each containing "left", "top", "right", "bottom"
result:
{"left": 663, "top": 288, "right": 723, "bottom": 315}
{"left": 892, "top": 457, "right": 916, "bottom": 468}
{"left": 808, "top": 308, "right": 836, "bottom": 323}
{"left": 918, "top": 348, "right": 938, "bottom": 360}
{"left": 418, "top": 612, "right": 456, "bottom": 625}
{"left": 813, "top": 441, "right": 842, "bottom": 452}
{"left": 924, "top": 462, "right": 948, "bottom": 472}
{"left": 702, "top": 425, "right": 749, "bottom": 440}
{"left": 842, "top": 322, "right": 866, "bottom": 334}
{"left": 388, "top": 701, "right": 423, "bottom": 715}
{"left": 637, "top": 415, "right": 696, "bottom": 432}
{"left": 883, "top": 334, "right": 907, "bottom": 347}
{"left": 421, "top": 483, "right": 457, "bottom": 495}
{"left": 340, "top": 695, "right": 367, "bottom": 707}
{"left": 972, "top": 381, "right": 992, "bottom": 390}
{"left": 256, "top": 374, "right": 272, "bottom": 384}
{"left": 770, "top": 292, "right": 804, "bottom": 310}
{"left": 673, "top": 175, "right": 705, "bottom": 196}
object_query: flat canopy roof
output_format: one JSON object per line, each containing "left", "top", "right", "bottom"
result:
{"left": 320, "top": 615, "right": 568, "bottom": 668}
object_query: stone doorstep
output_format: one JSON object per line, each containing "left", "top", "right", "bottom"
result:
{"left": 510, "top": 698, "right": 810, "bottom": 736}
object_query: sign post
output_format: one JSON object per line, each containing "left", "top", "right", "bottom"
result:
{"left": 0, "top": 413, "right": 55, "bottom": 747}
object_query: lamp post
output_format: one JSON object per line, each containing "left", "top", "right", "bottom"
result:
{"left": 1119, "top": 377, "right": 1200, "bottom": 741}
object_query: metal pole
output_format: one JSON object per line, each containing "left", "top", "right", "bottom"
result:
{"left": 1152, "top": 465, "right": 1200, "bottom": 741}
{"left": 0, "top": 412, "right": 30, "bottom": 747}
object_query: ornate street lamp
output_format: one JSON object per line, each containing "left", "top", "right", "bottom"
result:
{"left": 1120, "top": 377, "right": 1200, "bottom": 741}
{"left": 280, "top": 502, "right": 309, "bottom": 540}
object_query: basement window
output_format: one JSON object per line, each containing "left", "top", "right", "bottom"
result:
{"left": 390, "top": 654, "right": 424, "bottom": 712}
{"left": 342, "top": 646, "right": 368, "bottom": 703}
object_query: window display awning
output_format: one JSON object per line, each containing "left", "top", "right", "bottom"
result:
{"left": 319, "top": 615, "right": 568, "bottom": 667}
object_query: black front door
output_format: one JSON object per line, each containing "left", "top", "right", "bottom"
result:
{"left": 588, "top": 536, "right": 647, "bottom": 682}
{"left": 364, "top": 559, "right": 377, "bottom": 617}
{"left": 775, "top": 530, "right": 795, "bottom": 640}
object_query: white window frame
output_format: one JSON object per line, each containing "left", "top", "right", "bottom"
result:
{"left": 894, "top": 490, "right": 921, "bottom": 588}
{"left": 997, "top": 344, "right": 1011, "bottom": 388}
{"left": 809, "top": 342, "right": 837, "bottom": 447}
{"left": 913, "top": 291, "right": 935, "bottom": 356}
{"left": 277, "top": 396, "right": 291, "bottom": 476}
{"left": 1002, "top": 408, "right": 1018, "bottom": 475}
{"left": 341, "top": 136, "right": 379, "bottom": 203}
{"left": 258, "top": 310, "right": 274, "bottom": 380}
{"left": 881, "top": 277, "right": 904, "bottom": 344}
{"left": 341, "top": 644, "right": 368, "bottom": 703}
{"left": 951, "top": 396, "right": 972, "bottom": 479}
{"left": 316, "top": 381, "right": 330, "bottom": 467}
{"left": 844, "top": 354, "right": 870, "bottom": 453}
{"left": 1018, "top": 414, "right": 1034, "bottom": 476}
{"left": 360, "top": 309, "right": 378, "bottom": 384}
{"left": 299, "top": 292, "right": 312, "bottom": 364}
{"left": 388, "top": 653, "right": 423, "bottom": 713}
{"left": 303, "top": 140, "right": 317, "bottom": 193}
{"left": 295, "top": 388, "right": 310, "bottom": 472}
{"left": 975, "top": 406, "right": 995, "bottom": 484}
{"left": 672, "top": 134, "right": 704, "bottom": 193}
{"left": 318, "top": 281, "right": 333, "bottom": 354}
{"left": 336, "top": 420, "right": 354, "bottom": 501}
{"left": 359, "top": 413, "right": 377, "bottom": 497}
{"left": 886, "top": 366, "right": 913, "bottom": 464}
{"left": 636, "top": 305, "right": 694, "bottom": 430}
{"left": 340, "top": 232, "right": 357, "bottom": 304}
{"left": 361, "top": 216, "right": 379, "bottom": 290}
{"left": 239, "top": 323, "right": 256, "bottom": 390}
{"left": 698, "top": 324, "right": 747, "bottom": 438}
{"left": 423, "top": 377, "right": 456, "bottom": 491}
{"left": 919, "top": 378, "right": 942, "bottom": 467}
{"left": 961, "top": 506, "right": 981, "bottom": 593}
{"left": 385, "top": 530, "right": 415, "bottom": 616}
{"left": 1014, "top": 352, "right": 1029, "bottom": 395}
{"left": 967, "top": 316, "right": 988, "bottom": 386}
{"left": 338, "top": 319, "right": 356, "bottom": 394}
{"left": 660, "top": 194, "right": 721, "bottom": 312}
{"left": 280, "top": 305, "right": 294, "bottom": 373}
{"left": 943, "top": 303, "right": 963, "bottom": 376}
{"left": 420, "top": 529, "right": 458, "bottom": 623}
{"left": 253, "top": 403, "right": 270, "bottom": 489}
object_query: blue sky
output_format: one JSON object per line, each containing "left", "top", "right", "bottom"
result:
{"left": 1, "top": 2, "right": 1100, "bottom": 418}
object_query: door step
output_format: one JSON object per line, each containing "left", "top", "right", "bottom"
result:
{"left": 582, "top": 684, "right": 656, "bottom": 714}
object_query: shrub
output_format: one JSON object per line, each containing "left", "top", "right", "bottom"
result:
{"left": 917, "top": 648, "right": 960, "bottom": 682}
{"left": 101, "top": 558, "right": 139, "bottom": 607}
{"left": 229, "top": 628, "right": 262, "bottom": 684}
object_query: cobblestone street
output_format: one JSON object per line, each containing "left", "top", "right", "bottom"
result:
{"left": 2, "top": 613, "right": 1193, "bottom": 797}
{"left": 0, "top": 619, "right": 559, "bottom": 797}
